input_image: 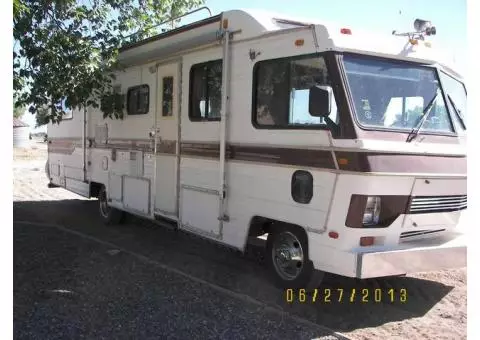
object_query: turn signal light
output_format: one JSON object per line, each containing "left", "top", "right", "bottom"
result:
{"left": 409, "top": 39, "right": 418, "bottom": 45}
{"left": 360, "top": 236, "right": 375, "bottom": 246}
{"left": 328, "top": 231, "right": 339, "bottom": 239}
{"left": 295, "top": 39, "right": 305, "bottom": 46}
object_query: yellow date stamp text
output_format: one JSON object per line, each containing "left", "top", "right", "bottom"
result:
{"left": 285, "top": 288, "right": 408, "bottom": 304}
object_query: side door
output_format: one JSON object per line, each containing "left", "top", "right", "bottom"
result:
{"left": 153, "top": 63, "right": 181, "bottom": 218}
{"left": 177, "top": 59, "right": 223, "bottom": 239}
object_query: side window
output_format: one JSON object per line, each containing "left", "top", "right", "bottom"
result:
{"left": 439, "top": 71, "right": 467, "bottom": 130}
{"left": 253, "top": 55, "right": 338, "bottom": 128}
{"left": 162, "top": 76, "right": 174, "bottom": 117}
{"left": 127, "top": 84, "right": 149, "bottom": 115}
{"left": 61, "top": 98, "right": 73, "bottom": 120}
{"left": 189, "top": 60, "right": 222, "bottom": 121}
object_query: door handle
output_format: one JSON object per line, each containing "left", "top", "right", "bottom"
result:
{"left": 149, "top": 128, "right": 161, "bottom": 139}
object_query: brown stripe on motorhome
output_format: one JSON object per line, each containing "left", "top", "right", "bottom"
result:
{"left": 181, "top": 142, "right": 466, "bottom": 174}
{"left": 230, "top": 144, "right": 336, "bottom": 169}
{"left": 47, "top": 138, "right": 466, "bottom": 174}
{"left": 48, "top": 138, "right": 177, "bottom": 155}
{"left": 156, "top": 140, "right": 177, "bottom": 154}
{"left": 93, "top": 139, "right": 176, "bottom": 155}
{"left": 180, "top": 142, "right": 336, "bottom": 169}
{"left": 48, "top": 138, "right": 80, "bottom": 155}
{"left": 335, "top": 151, "right": 467, "bottom": 174}
{"left": 181, "top": 142, "right": 221, "bottom": 158}
{"left": 95, "top": 139, "right": 153, "bottom": 152}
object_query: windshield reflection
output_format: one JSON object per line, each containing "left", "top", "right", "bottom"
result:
{"left": 343, "top": 55, "right": 454, "bottom": 134}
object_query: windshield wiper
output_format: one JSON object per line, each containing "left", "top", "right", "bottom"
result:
{"left": 406, "top": 92, "right": 439, "bottom": 143}
{"left": 448, "top": 94, "right": 466, "bottom": 130}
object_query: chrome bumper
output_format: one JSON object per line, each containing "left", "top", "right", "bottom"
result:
{"left": 356, "top": 232, "right": 466, "bottom": 278}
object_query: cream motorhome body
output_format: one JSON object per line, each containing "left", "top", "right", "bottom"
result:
{"left": 46, "top": 9, "right": 467, "bottom": 288}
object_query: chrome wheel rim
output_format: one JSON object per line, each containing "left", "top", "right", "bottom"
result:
{"left": 271, "top": 231, "right": 304, "bottom": 281}
{"left": 99, "top": 190, "right": 110, "bottom": 218}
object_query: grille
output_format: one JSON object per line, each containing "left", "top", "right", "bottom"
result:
{"left": 400, "top": 229, "right": 446, "bottom": 239}
{"left": 409, "top": 195, "right": 467, "bottom": 214}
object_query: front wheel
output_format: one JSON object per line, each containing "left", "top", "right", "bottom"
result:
{"left": 98, "top": 186, "right": 125, "bottom": 225}
{"left": 266, "top": 224, "right": 324, "bottom": 290}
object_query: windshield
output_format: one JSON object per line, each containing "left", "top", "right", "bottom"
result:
{"left": 343, "top": 55, "right": 453, "bottom": 134}
{"left": 439, "top": 71, "right": 467, "bottom": 129}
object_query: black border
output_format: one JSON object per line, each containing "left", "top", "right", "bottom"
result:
{"left": 340, "top": 52, "right": 458, "bottom": 137}
{"left": 162, "top": 76, "right": 174, "bottom": 117}
{"left": 127, "top": 84, "right": 150, "bottom": 115}
{"left": 437, "top": 70, "right": 467, "bottom": 130}
{"left": 188, "top": 59, "right": 222, "bottom": 122}
{"left": 251, "top": 52, "right": 334, "bottom": 131}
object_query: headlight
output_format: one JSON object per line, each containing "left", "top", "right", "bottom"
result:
{"left": 363, "top": 196, "right": 381, "bottom": 226}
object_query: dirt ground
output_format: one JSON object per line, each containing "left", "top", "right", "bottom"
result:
{"left": 13, "top": 145, "right": 467, "bottom": 340}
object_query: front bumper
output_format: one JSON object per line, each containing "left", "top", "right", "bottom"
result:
{"left": 356, "top": 232, "right": 466, "bottom": 278}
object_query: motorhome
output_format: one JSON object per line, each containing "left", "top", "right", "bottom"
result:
{"left": 46, "top": 8, "right": 467, "bottom": 289}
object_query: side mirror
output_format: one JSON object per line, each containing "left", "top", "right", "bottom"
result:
{"left": 309, "top": 85, "right": 332, "bottom": 117}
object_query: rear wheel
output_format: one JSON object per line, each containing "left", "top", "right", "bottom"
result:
{"left": 266, "top": 223, "right": 324, "bottom": 290}
{"left": 45, "top": 160, "right": 50, "bottom": 181}
{"left": 98, "top": 186, "right": 125, "bottom": 225}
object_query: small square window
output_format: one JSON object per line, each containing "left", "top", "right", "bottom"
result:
{"left": 189, "top": 60, "right": 222, "bottom": 121}
{"left": 127, "top": 84, "right": 149, "bottom": 115}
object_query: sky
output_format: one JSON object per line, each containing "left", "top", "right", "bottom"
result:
{"left": 21, "top": 0, "right": 467, "bottom": 132}
{"left": 207, "top": 0, "right": 467, "bottom": 62}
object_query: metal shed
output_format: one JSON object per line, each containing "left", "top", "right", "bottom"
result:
{"left": 13, "top": 118, "right": 30, "bottom": 148}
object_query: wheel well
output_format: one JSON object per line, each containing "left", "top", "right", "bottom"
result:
{"left": 89, "top": 182, "right": 104, "bottom": 198}
{"left": 248, "top": 216, "right": 307, "bottom": 238}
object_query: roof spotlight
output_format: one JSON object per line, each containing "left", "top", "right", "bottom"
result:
{"left": 414, "top": 19, "right": 436, "bottom": 36}
{"left": 392, "top": 18, "right": 437, "bottom": 41}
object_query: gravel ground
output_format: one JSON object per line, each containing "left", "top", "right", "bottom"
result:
{"left": 13, "top": 145, "right": 467, "bottom": 340}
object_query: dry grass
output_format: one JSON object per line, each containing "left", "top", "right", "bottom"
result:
{"left": 13, "top": 144, "right": 48, "bottom": 161}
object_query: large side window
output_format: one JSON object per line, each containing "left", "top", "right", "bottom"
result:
{"left": 253, "top": 55, "right": 338, "bottom": 128}
{"left": 189, "top": 60, "right": 222, "bottom": 121}
{"left": 127, "top": 84, "right": 149, "bottom": 115}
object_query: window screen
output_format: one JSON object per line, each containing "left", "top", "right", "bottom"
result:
{"left": 189, "top": 60, "right": 222, "bottom": 121}
{"left": 162, "top": 77, "right": 174, "bottom": 117}
{"left": 127, "top": 84, "right": 149, "bottom": 115}
{"left": 253, "top": 55, "right": 338, "bottom": 128}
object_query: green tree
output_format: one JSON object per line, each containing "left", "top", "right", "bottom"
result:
{"left": 13, "top": 103, "right": 25, "bottom": 119}
{"left": 13, "top": 0, "right": 203, "bottom": 126}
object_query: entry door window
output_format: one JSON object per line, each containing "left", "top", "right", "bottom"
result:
{"left": 162, "top": 76, "right": 174, "bottom": 117}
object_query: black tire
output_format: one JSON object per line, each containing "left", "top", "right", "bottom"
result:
{"left": 98, "top": 186, "right": 125, "bottom": 225}
{"left": 266, "top": 223, "right": 324, "bottom": 290}
{"left": 45, "top": 160, "right": 50, "bottom": 181}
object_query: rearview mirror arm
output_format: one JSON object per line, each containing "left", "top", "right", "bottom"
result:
{"left": 324, "top": 116, "right": 340, "bottom": 136}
